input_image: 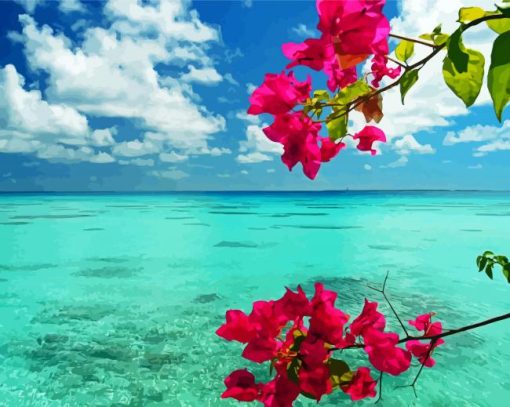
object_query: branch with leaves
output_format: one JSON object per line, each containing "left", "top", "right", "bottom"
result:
{"left": 477, "top": 251, "right": 510, "bottom": 282}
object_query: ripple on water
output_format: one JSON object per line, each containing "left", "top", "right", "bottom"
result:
{"left": 214, "top": 241, "right": 258, "bottom": 248}
{"left": 73, "top": 266, "right": 142, "bottom": 279}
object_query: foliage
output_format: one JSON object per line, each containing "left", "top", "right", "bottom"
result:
{"left": 477, "top": 251, "right": 510, "bottom": 282}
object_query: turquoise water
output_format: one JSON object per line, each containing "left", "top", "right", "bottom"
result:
{"left": 0, "top": 192, "right": 509, "bottom": 406}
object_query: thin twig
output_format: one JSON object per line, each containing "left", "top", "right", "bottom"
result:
{"left": 386, "top": 56, "right": 407, "bottom": 68}
{"left": 375, "top": 371, "right": 384, "bottom": 404}
{"left": 389, "top": 33, "right": 436, "bottom": 48}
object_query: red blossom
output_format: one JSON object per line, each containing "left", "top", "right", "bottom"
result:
{"left": 371, "top": 54, "right": 401, "bottom": 87}
{"left": 341, "top": 367, "right": 377, "bottom": 401}
{"left": 248, "top": 71, "right": 311, "bottom": 116}
{"left": 352, "top": 125, "right": 386, "bottom": 155}
{"left": 259, "top": 374, "right": 301, "bottom": 407}
{"left": 216, "top": 310, "right": 257, "bottom": 343}
{"left": 406, "top": 314, "right": 445, "bottom": 367}
{"left": 275, "top": 286, "right": 312, "bottom": 321}
{"left": 221, "top": 369, "right": 261, "bottom": 402}
{"left": 320, "top": 137, "right": 345, "bottom": 162}
{"left": 349, "top": 299, "right": 386, "bottom": 337}
{"left": 363, "top": 327, "right": 411, "bottom": 375}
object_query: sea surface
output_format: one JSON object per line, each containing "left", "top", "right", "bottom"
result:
{"left": 0, "top": 191, "right": 509, "bottom": 407}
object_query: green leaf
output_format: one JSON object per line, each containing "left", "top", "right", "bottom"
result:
{"left": 328, "top": 359, "right": 352, "bottom": 387}
{"left": 395, "top": 40, "right": 414, "bottom": 62}
{"left": 478, "top": 255, "right": 488, "bottom": 272}
{"left": 433, "top": 24, "right": 442, "bottom": 34}
{"left": 443, "top": 49, "right": 485, "bottom": 107}
{"left": 447, "top": 29, "right": 470, "bottom": 73}
{"left": 483, "top": 250, "right": 494, "bottom": 256}
{"left": 400, "top": 69, "right": 419, "bottom": 104}
{"left": 488, "top": 31, "right": 510, "bottom": 121}
{"left": 313, "top": 90, "right": 330, "bottom": 101}
{"left": 334, "top": 80, "right": 371, "bottom": 105}
{"left": 327, "top": 114, "right": 348, "bottom": 141}
{"left": 287, "top": 358, "right": 300, "bottom": 384}
{"left": 503, "top": 263, "right": 510, "bottom": 283}
{"left": 433, "top": 34, "right": 450, "bottom": 46}
{"left": 486, "top": 263, "right": 494, "bottom": 279}
{"left": 487, "top": 18, "right": 510, "bottom": 33}
{"left": 458, "top": 7, "right": 486, "bottom": 23}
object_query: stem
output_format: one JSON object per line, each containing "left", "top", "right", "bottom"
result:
{"left": 386, "top": 56, "right": 407, "bottom": 68}
{"left": 389, "top": 33, "right": 436, "bottom": 48}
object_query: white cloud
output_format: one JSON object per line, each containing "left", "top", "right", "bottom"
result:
{"left": 266, "top": 168, "right": 275, "bottom": 173}
{"left": 237, "top": 152, "right": 273, "bottom": 164}
{"left": 291, "top": 24, "right": 315, "bottom": 38}
{"left": 150, "top": 169, "right": 189, "bottom": 180}
{"left": 13, "top": 0, "right": 43, "bottom": 13}
{"left": 217, "top": 173, "right": 231, "bottom": 178}
{"left": 17, "top": 3, "right": 225, "bottom": 155}
{"left": 119, "top": 158, "right": 154, "bottom": 166}
{"left": 393, "top": 135, "right": 435, "bottom": 155}
{"left": 476, "top": 140, "right": 510, "bottom": 154}
{"left": 468, "top": 164, "right": 483, "bottom": 169}
{"left": 112, "top": 139, "right": 159, "bottom": 157}
{"left": 246, "top": 82, "right": 257, "bottom": 94}
{"left": 59, "top": 0, "right": 85, "bottom": 13}
{"left": 443, "top": 121, "right": 510, "bottom": 156}
{"left": 364, "top": 164, "right": 372, "bottom": 171}
{"left": 159, "top": 151, "right": 188, "bottom": 163}
{"left": 181, "top": 65, "right": 223, "bottom": 85}
{"left": 90, "top": 152, "right": 115, "bottom": 164}
{"left": 90, "top": 128, "right": 116, "bottom": 147}
{"left": 236, "top": 111, "right": 260, "bottom": 125}
{"left": 381, "top": 156, "right": 409, "bottom": 168}
{"left": 241, "top": 170, "right": 249, "bottom": 175}
{"left": 237, "top": 124, "right": 282, "bottom": 164}
{"left": 243, "top": 0, "right": 253, "bottom": 8}
{"left": 224, "top": 73, "right": 239, "bottom": 86}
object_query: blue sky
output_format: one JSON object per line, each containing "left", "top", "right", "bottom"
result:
{"left": 0, "top": 0, "right": 508, "bottom": 191}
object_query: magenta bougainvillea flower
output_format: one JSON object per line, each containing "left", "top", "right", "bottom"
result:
{"left": 370, "top": 54, "right": 402, "bottom": 87}
{"left": 282, "top": 36, "right": 358, "bottom": 91}
{"left": 349, "top": 299, "right": 386, "bottom": 337}
{"left": 221, "top": 369, "right": 261, "bottom": 402}
{"left": 316, "top": 0, "right": 390, "bottom": 69}
{"left": 363, "top": 327, "right": 412, "bottom": 375}
{"left": 352, "top": 126, "right": 387, "bottom": 155}
{"left": 406, "top": 314, "right": 445, "bottom": 367}
{"left": 218, "top": 284, "right": 443, "bottom": 405}
{"left": 247, "top": 71, "right": 311, "bottom": 116}
{"left": 341, "top": 367, "right": 377, "bottom": 401}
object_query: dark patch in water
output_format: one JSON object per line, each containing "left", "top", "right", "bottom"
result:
{"left": 32, "top": 305, "right": 113, "bottom": 323}
{"left": 461, "top": 229, "right": 482, "bottom": 232}
{"left": 165, "top": 216, "right": 194, "bottom": 220}
{"left": 404, "top": 208, "right": 442, "bottom": 212}
{"left": 0, "top": 278, "right": 8, "bottom": 282}
{"left": 0, "top": 221, "right": 31, "bottom": 225}
{"left": 272, "top": 224, "right": 361, "bottom": 230}
{"left": 106, "top": 205, "right": 149, "bottom": 208}
{"left": 184, "top": 222, "right": 210, "bottom": 226}
{"left": 87, "top": 257, "right": 129, "bottom": 264}
{"left": 74, "top": 266, "right": 141, "bottom": 279}
{"left": 10, "top": 214, "right": 93, "bottom": 220}
{"left": 262, "top": 212, "right": 328, "bottom": 218}
{"left": 248, "top": 227, "right": 267, "bottom": 230}
{"left": 0, "top": 263, "right": 56, "bottom": 271}
{"left": 83, "top": 227, "right": 104, "bottom": 231}
{"left": 368, "top": 244, "right": 416, "bottom": 251}
{"left": 214, "top": 241, "right": 258, "bottom": 248}
{"left": 475, "top": 212, "right": 510, "bottom": 217}
{"left": 193, "top": 293, "right": 221, "bottom": 303}
{"left": 209, "top": 211, "right": 259, "bottom": 215}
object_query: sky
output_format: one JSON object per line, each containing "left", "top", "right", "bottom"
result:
{"left": 0, "top": 0, "right": 508, "bottom": 191}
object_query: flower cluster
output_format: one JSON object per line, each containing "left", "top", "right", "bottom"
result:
{"left": 217, "top": 284, "right": 444, "bottom": 406}
{"left": 247, "top": 0, "right": 401, "bottom": 179}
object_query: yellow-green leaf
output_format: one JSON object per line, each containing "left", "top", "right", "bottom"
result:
{"left": 327, "top": 114, "right": 348, "bottom": 141}
{"left": 458, "top": 7, "right": 486, "bottom": 23}
{"left": 395, "top": 40, "right": 414, "bottom": 62}
{"left": 488, "top": 31, "right": 510, "bottom": 121}
{"left": 400, "top": 69, "right": 419, "bottom": 104}
{"left": 443, "top": 49, "right": 485, "bottom": 107}
{"left": 487, "top": 18, "right": 510, "bottom": 33}
{"left": 447, "top": 28, "right": 469, "bottom": 73}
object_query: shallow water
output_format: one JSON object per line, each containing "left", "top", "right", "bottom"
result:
{"left": 0, "top": 192, "right": 509, "bottom": 406}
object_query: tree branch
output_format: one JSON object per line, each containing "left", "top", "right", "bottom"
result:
{"left": 389, "top": 33, "right": 436, "bottom": 47}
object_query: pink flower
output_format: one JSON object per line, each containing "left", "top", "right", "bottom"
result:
{"left": 221, "top": 369, "right": 261, "bottom": 401}
{"left": 341, "top": 367, "right": 377, "bottom": 401}
{"left": 282, "top": 36, "right": 358, "bottom": 91}
{"left": 248, "top": 71, "right": 311, "bottom": 116}
{"left": 316, "top": 0, "right": 390, "bottom": 69}
{"left": 216, "top": 310, "right": 257, "bottom": 343}
{"left": 349, "top": 299, "right": 386, "bottom": 337}
{"left": 320, "top": 137, "right": 345, "bottom": 162}
{"left": 259, "top": 374, "right": 300, "bottom": 407}
{"left": 406, "top": 314, "right": 445, "bottom": 367}
{"left": 299, "top": 337, "right": 329, "bottom": 367}
{"left": 298, "top": 364, "right": 332, "bottom": 401}
{"left": 274, "top": 286, "right": 311, "bottom": 321}
{"left": 371, "top": 54, "right": 401, "bottom": 87}
{"left": 309, "top": 283, "right": 350, "bottom": 346}
{"left": 242, "top": 335, "right": 281, "bottom": 363}
{"left": 363, "top": 327, "right": 411, "bottom": 375}
{"left": 352, "top": 125, "right": 386, "bottom": 155}
{"left": 263, "top": 112, "right": 323, "bottom": 179}
{"left": 249, "top": 300, "right": 288, "bottom": 338}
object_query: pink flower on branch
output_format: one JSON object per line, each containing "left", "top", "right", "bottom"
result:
{"left": 352, "top": 125, "right": 386, "bottom": 155}
{"left": 248, "top": 71, "right": 311, "bottom": 116}
{"left": 341, "top": 367, "right": 377, "bottom": 401}
{"left": 406, "top": 313, "right": 445, "bottom": 367}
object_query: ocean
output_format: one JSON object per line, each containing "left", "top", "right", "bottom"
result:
{"left": 0, "top": 191, "right": 508, "bottom": 406}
